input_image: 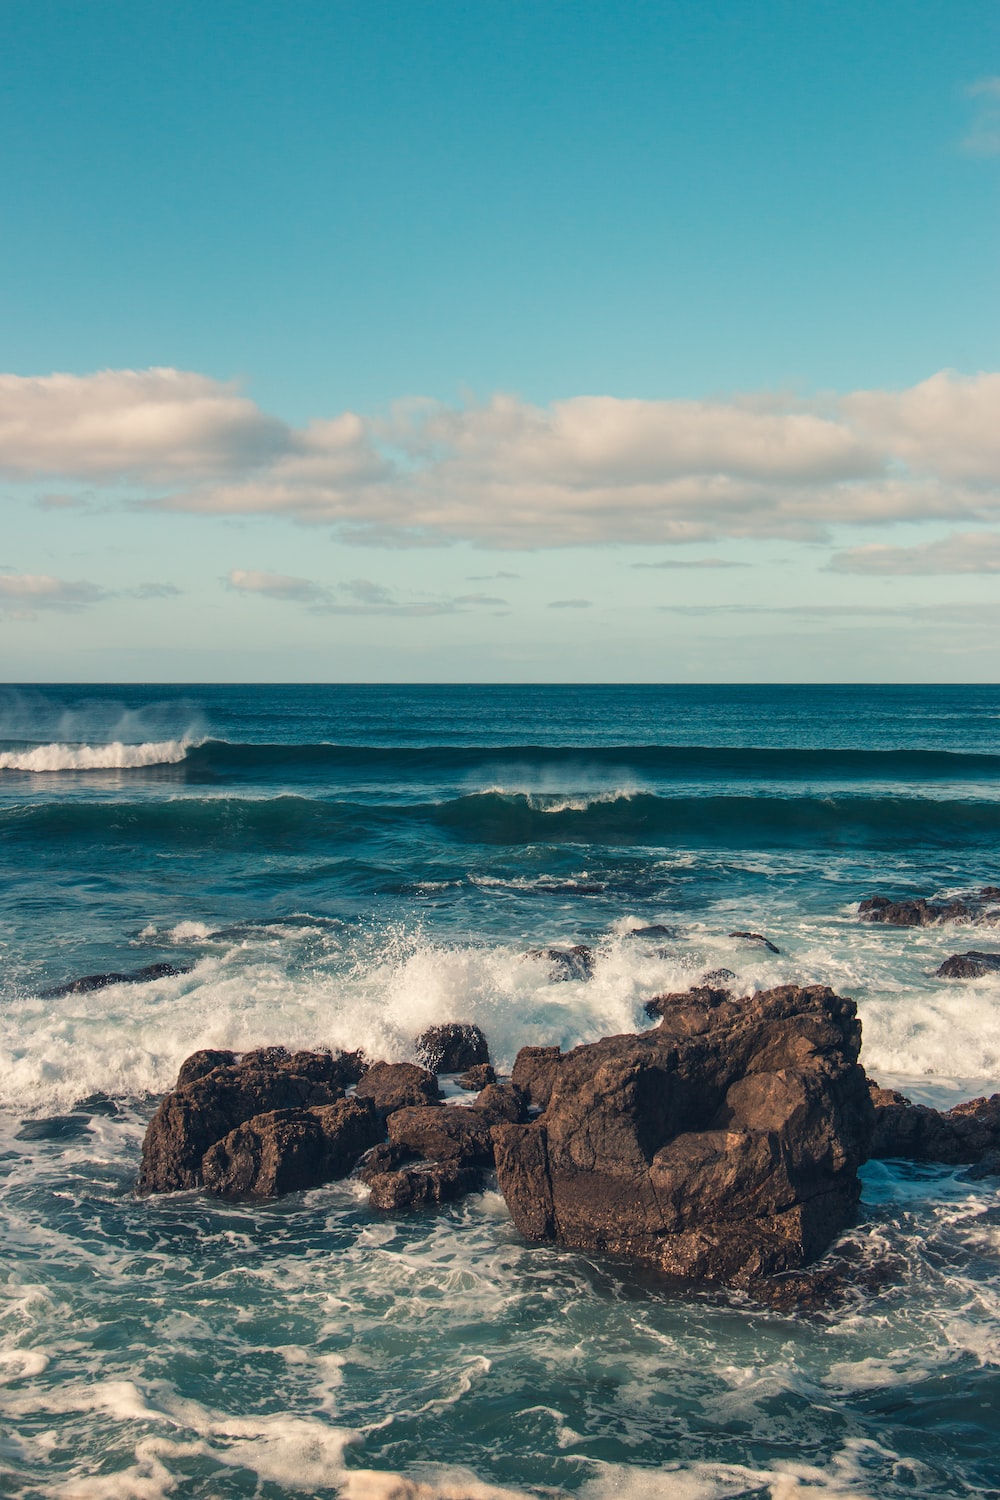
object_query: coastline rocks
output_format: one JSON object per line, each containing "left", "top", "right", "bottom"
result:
{"left": 935, "top": 951, "right": 1000, "bottom": 979}
{"left": 510, "top": 1046, "right": 563, "bottom": 1112}
{"left": 387, "top": 1104, "right": 495, "bottom": 1168}
{"left": 492, "top": 985, "right": 873, "bottom": 1288}
{"left": 415, "top": 1023, "right": 490, "bottom": 1074}
{"left": 728, "top": 932, "right": 780, "bottom": 955}
{"left": 644, "top": 986, "right": 734, "bottom": 1023}
{"left": 869, "top": 1083, "right": 1000, "bottom": 1165}
{"left": 458, "top": 1062, "right": 496, "bottom": 1091}
{"left": 368, "top": 1161, "right": 483, "bottom": 1211}
{"left": 40, "top": 961, "right": 191, "bottom": 998}
{"left": 202, "top": 1099, "right": 380, "bottom": 1197}
{"left": 859, "top": 894, "right": 977, "bottom": 926}
{"left": 353, "top": 1061, "right": 440, "bottom": 1118}
{"left": 473, "top": 1081, "right": 525, "bottom": 1126}
{"left": 526, "top": 945, "right": 595, "bottom": 981}
{"left": 137, "top": 1049, "right": 362, "bottom": 1195}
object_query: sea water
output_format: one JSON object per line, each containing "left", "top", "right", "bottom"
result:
{"left": 0, "top": 684, "right": 998, "bottom": 1499}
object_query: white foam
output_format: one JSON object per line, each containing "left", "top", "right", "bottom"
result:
{"left": 0, "top": 738, "right": 195, "bottom": 772}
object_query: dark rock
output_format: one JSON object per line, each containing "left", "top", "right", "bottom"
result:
{"left": 201, "top": 1098, "right": 380, "bottom": 1197}
{"left": 353, "top": 1061, "right": 440, "bottom": 1118}
{"left": 176, "top": 1050, "right": 238, "bottom": 1087}
{"left": 72, "top": 1091, "right": 120, "bottom": 1117}
{"left": 510, "top": 1045, "right": 563, "bottom": 1112}
{"left": 935, "top": 951, "right": 1000, "bottom": 979}
{"left": 626, "top": 925, "right": 676, "bottom": 939}
{"left": 962, "top": 1151, "right": 1000, "bottom": 1181}
{"left": 40, "top": 961, "right": 192, "bottom": 998}
{"left": 492, "top": 984, "right": 873, "bottom": 1288}
{"left": 728, "top": 932, "right": 780, "bottom": 954}
{"left": 16, "top": 1114, "right": 91, "bottom": 1142}
{"left": 980, "top": 887, "right": 1000, "bottom": 900}
{"left": 387, "top": 1104, "right": 495, "bottom": 1168}
{"left": 858, "top": 895, "right": 974, "bottom": 927}
{"left": 355, "top": 1141, "right": 414, "bottom": 1184}
{"left": 136, "top": 1049, "right": 352, "bottom": 1194}
{"left": 527, "top": 946, "right": 595, "bottom": 981}
{"left": 643, "top": 986, "right": 734, "bottom": 1024}
{"left": 415, "top": 1023, "right": 490, "bottom": 1074}
{"left": 869, "top": 1083, "right": 1000, "bottom": 1164}
{"left": 747, "top": 1241, "right": 905, "bottom": 1315}
{"left": 701, "top": 969, "right": 736, "bottom": 985}
{"left": 474, "top": 1081, "right": 526, "bottom": 1126}
{"left": 458, "top": 1063, "right": 496, "bottom": 1091}
{"left": 368, "top": 1160, "right": 483, "bottom": 1211}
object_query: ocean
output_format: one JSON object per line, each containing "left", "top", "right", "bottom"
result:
{"left": 0, "top": 683, "right": 998, "bottom": 1499}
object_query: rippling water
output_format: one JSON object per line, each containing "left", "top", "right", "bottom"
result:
{"left": 1, "top": 684, "right": 998, "bottom": 1498}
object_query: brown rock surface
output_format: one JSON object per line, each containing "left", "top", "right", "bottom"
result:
{"left": 202, "top": 1098, "right": 380, "bottom": 1197}
{"left": 386, "top": 1104, "right": 495, "bottom": 1168}
{"left": 492, "top": 984, "right": 873, "bottom": 1288}
{"left": 935, "top": 951, "right": 1000, "bottom": 979}
{"left": 859, "top": 895, "right": 977, "bottom": 926}
{"left": 353, "top": 1061, "right": 440, "bottom": 1117}
{"left": 415, "top": 1023, "right": 490, "bottom": 1074}
{"left": 368, "top": 1161, "right": 482, "bottom": 1210}
{"left": 869, "top": 1083, "right": 1000, "bottom": 1164}
{"left": 458, "top": 1063, "right": 496, "bottom": 1091}
{"left": 510, "top": 1045, "right": 563, "bottom": 1112}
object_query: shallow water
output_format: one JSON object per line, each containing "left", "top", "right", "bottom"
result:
{"left": 1, "top": 685, "right": 998, "bottom": 1498}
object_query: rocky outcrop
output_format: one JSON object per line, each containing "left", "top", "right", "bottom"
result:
{"left": 728, "top": 932, "right": 780, "bottom": 954}
{"left": 858, "top": 892, "right": 1000, "bottom": 927}
{"left": 935, "top": 951, "right": 1000, "bottom": 979}
{"left": 386, "top": 1104, "right": 495, "bottom": 1167}
{"left": 510, "top": 1046, "right": 563, "bottom": 1112}
{"left": 368, "top": 1161, "right": 483, "bottom": 1210}
{"left": 353, "top": 1061, "right": 440, "bottom": 1117}
{"left": 202, "top": 1099, "right": 380, "bottom": 1197}
{"left": 869, "top": 1084, "right": 1000, "bottom": 1165}
{"left": 40, "top": 961, "right": 192, "bottom": 998}
{"left": 136, "top": 1048, "right": 365, "bottom": 1195}
{"left": 526, "top": 946, "right": 595, "bottom": 981}
{"left": 415, "top": 1023, "right": 490, "bottom": 1074}
{"left": 492, "top": 985, "right": 873, "bottom": 1288}
{"left": 458, "top": 1063, "right": 496, "bottom": 1091}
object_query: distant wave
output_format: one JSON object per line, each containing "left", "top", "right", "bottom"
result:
{"left": 0, "top": 738, "right": 195, "bottom": 772}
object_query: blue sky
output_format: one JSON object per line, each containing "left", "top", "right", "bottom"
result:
{"left": 1, "top": 0, "right": 998, "bottom": 681}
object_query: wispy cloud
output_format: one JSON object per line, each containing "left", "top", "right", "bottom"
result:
{"left": 631, "top": 558, "right": 750, "bottom": 570}
{"left": 548, "top": 598, "right": 592, "bottom": 609}
{"left": 0, "top": 572, "right": 106, "bottom": 616}
{"left": 828, "top": 530, "right": 1000, "bottom": 575}
{"left": 962, "top": 77, "right": 1000, "bottom": 156}
{"left": 226, "top": 569, "right": 507, "bottom": 615}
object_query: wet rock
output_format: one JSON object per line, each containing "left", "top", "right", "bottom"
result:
{"left": 458, "top": 1063, "right": 496, "bottom": 1091}
{"left": 40, "top": 961, "right": 192, "bottom": 998}
{"left": 176, "top": 1049, "right": 238, "bottom": 1087}
{"left": 701, "top": 969, "right": 736, "bottom": 986}
{"left": 386, "top": 1104, "right": 495, "bottom": 1168}
{"left": 493, "top": 984, "right": 873, "bottom": 1289}
{"left": 368, "top": 1160, "right": 483, "bottom": 1210}
{"left": 962, "top": 1151, "right": 1000, "bottom": 1181}
{"left": 72, "top": 1091, "right": 120, "bottom": 1117}
{"left": 643, "top": 987, "right": 735, "bottom": 1024}
{"left": 510, "top": 1045, "right": 563, "bottom": 1112}
{"left": 626, "top": 924, "right": 676, "bottom": 939}
{"left": 474, "top": 1082, "right": 526, "bottom": 1126}
{"left": 980, "top": 886, "right": 1000, "bottom": 900}
{"left": 353, "top": 1061, "right": 440, "bottom": 1118}
{"left": 935, "top": 951, "right": 1000, "bottom": 979}
{"left": 869, "top": 1083, "right": 1000, "bottom": 1165}
{"left": 201, "top": 1098, "right": 380, "bottom": 1198}
{"left": 747, "top": 1241, "right": 905, "bottom": 1315}
{"left": 526, "top": 945, "right": 595, "bottom": 981}
{"left": 858, "top": 895, "right": 974, "bottom": 926}
{"left": 728, "top": 932, "right": 780, "bottom": 954}
{"left": 415, "top": 1023, "right": 490, "bottom": 1074}
{"left": 16, "top": 1115, "right": 91, "bottom": 1142}
{"left": 136, "top": 1049, "right": 353, "bottom": 1194}
{"left": 355, "top": 1141, "right": 414, "bottom": 1184}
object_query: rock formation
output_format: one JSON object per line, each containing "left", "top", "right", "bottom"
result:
{"left": 935, "top": 951, "right": 1000, "bottom": 979}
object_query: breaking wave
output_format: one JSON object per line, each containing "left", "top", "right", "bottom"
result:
{"left": 0, "top": 738, "right": 196, "bottom": 772}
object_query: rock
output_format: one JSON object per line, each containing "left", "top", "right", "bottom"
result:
{"left": 980, "top": 886, "right": 1000, "bottom": 900}
{"left": 858, "top": 895, "right": 973, "bottom": 926}
{"left": 626, "top": 924, "right": 675, "bottom": 939}
{"left": 368, "top": 1161, "right": 482, "bottom": 1211}
{"left": 458, "top": 1063, "right": 496, "bottom": 1091}
{"left": 935, "top": 951, "right": 1000, "bottom": 979}
{"left": 869, "top": 1083, "right": 1000, "bottom": 1165}
{"left": 527, "top": 945, "right": 595, "bottom": 981}
{"left": 701, "top": 968, "right": 736, "bottom": 985}
{"left": 644, "top": 986, "right": 734, "bottom": 1023}
{"left": 962, "top": 1151, "right": 1000, "bottom": 1181}
{"left": 201, "top": 1098, "right": 380, "bottom": 1197}
{"left": 386, "top": 1104, "right": 495, "bottom": 1168}
{"left": 415, "top": 1023, "right": 490, "bottom": 1074}
{"left": 136, "top": 1049, "right": 354, "bottom": 1195}
{"left": 728, "top": 932, "right": 780, "bottom": 954}
{"left": 355, "top": 1141, "right": 414, "bottom": 1184}
{"left": 16, "top": 1115, "right": 91, "bottom": 1141}
{"left": 474, "top": 1081, "right": 526, "bottom": 1126}
{"left": 176, "top": 1049, "right": 238, "bottom": 1087}
{"left": 747, "top": 1241, "right": 905, "bottom": 1315}
{"left": 40, "top": 961, "right": 192, "bottom": 998}
{"left": 492, "top": 984, "right": 873, "bottom": 1289}
{"left": 353, "top": 1061, "right": 440, "bottom": 1117}
{"left": 510, "top": 1045, "right": 563, "bottom": 1112}
{"left": 72, "top": 1092, "right": 120, "bottom": 1117}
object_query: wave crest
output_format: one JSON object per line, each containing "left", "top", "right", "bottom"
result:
{"left": 0, "top": 738, "right": 195, "bottom": 772}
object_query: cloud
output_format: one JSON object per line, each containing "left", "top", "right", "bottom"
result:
{"left": 828, "top": 530, "right": 1000, "bottom": 575}
{"left": 226, "top": 569, "right": 506, "bottom": 615}
{"left": 631, "top": 558, "right": 750, "bottom": 569}
{"left": 963, "top": 77, "right": 1000, "bottom": 156}
{"left": 467, "top": 571, "right": 520, "bottom": 580}
{"left": 227, "top": 569, "right": 329, "bottom": 603}
{"left": 548, "top": 598, "right": 592, "bottom": 609}
{"left": 0, "top": 572, "right": 105, "bottom": 615}
{"left": 8, "top": 365, "right": 1000, "bottom": 549}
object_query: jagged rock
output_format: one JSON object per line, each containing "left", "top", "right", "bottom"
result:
{"left": 354, "top": 1061, "right": 440, "bottom": 1117}
{"left": 728, "top": 932, "right": 780, "bottom": 954}
{"left": 747, "top": 1240, "right": 905, "bottom": 1315}
{"left": 71, "top": 1092, "right": 120, "bottom": 1117}
{"left": 458, "top": 1063, "right": 496, "bottom": 1091}
{"left": 492, "top": 985, "right": 873, "bottom": 1288}
{"left": 355, "top": 1141, "right": 414, "bottom": 1184}
{"left": 474, "top": 1081, "right": 525, "bottom": 1126}
{"left": 702, "top": 968, "right": 736, "bottom": 985}
{"left": 40, "top": 961, "right": 192, "bottom": 998}
{"left": 527, "top": 945, "right": 595, "bottom": 981}
{"left": 176, "top": 1049, "right": 238, "bottom": 1087}
{"left": 386, "top": 1104, "right": 495, "bottom": 1168}
{"left": 626, "top": 924, "right": 675, "bottom": 939}
{"left": 935, "top": 951, "right": 1000, "bottom": 979}
{"left": 644, "top": 986, "right": 733, "bottom": 1023}
{"left": 202, "top": 1098, "right": 380, "bottom": 1197}
{"left": 136, "top": 1049, "right": 357, "bottom": 1194}
{"left": 869, "top": 1083, "right": 1000, "bottom": 1164}
{"left": 510, "top": 1045, "right": 563, "bottom": 1112}
{"left": 368, "top": 1161, "right": 482, "bottom": 1210}
{"left": 859, "top": 895, "right": 974, "bottom": 926}
{"left": 415, "top": 1023, "right": 490, "bottom": 1074}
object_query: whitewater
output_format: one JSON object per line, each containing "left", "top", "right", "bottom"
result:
{"left": 1, "top": 684, "right": 998, "bottom": 1499}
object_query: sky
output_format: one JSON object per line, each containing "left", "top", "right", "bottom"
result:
{"left": 1, "top": 0, "right": 998, "bottom": 682}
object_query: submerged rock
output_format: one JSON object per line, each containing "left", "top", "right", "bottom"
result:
{"left": 728, "top": 932, "right": 780, "bottom": 954}
{"left": 935, "top": 951, "right": 1000, "bottom": 979}
{"left": 858, "top": 894, "right": 984, "bottom": 926}
{"left": 492, "top": 984, "right": 873, "bottom": 1288}
{"left": 41, "top": 961, "right": 191, "bottom": 998}
{"left": 526, "top": 945, "right": 595, "bottom": 981}
{"left": 415, "top": 1022, "right": 490, "bottom": 1074}
{"left": 869, "top": 1084, "right": 1000, "bottom": 1165}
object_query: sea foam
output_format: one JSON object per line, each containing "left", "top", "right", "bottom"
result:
{"left": 0, "top": 738, "right": 194, "bottom": 772}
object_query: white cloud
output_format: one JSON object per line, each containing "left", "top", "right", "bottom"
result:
{"left": 548, "top": 598, "right": 593, "bottom": 609}
{"left": 632, "top": 558, "right": 749, "bottom": 569}
{"left": 7, "top": 366, "right": 1000, "bottom": 549}
{"left": 227, "top": 569, "right": 330, "bottom": 603}
{"left": 0, "top": 573, "right": 105, "bottom": 614}
{"left": 226, "top": 569, "right": 507, "bottom": 615}
{"left": 962, "top": 77, "right": 1000, "bottom": 156}
{"left": 828, "top": 530, "right": 1000, "bottom": 575}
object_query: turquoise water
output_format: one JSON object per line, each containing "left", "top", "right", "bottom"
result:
{"left": 1, "top": 685, "right": 999, "bottom": 1498}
